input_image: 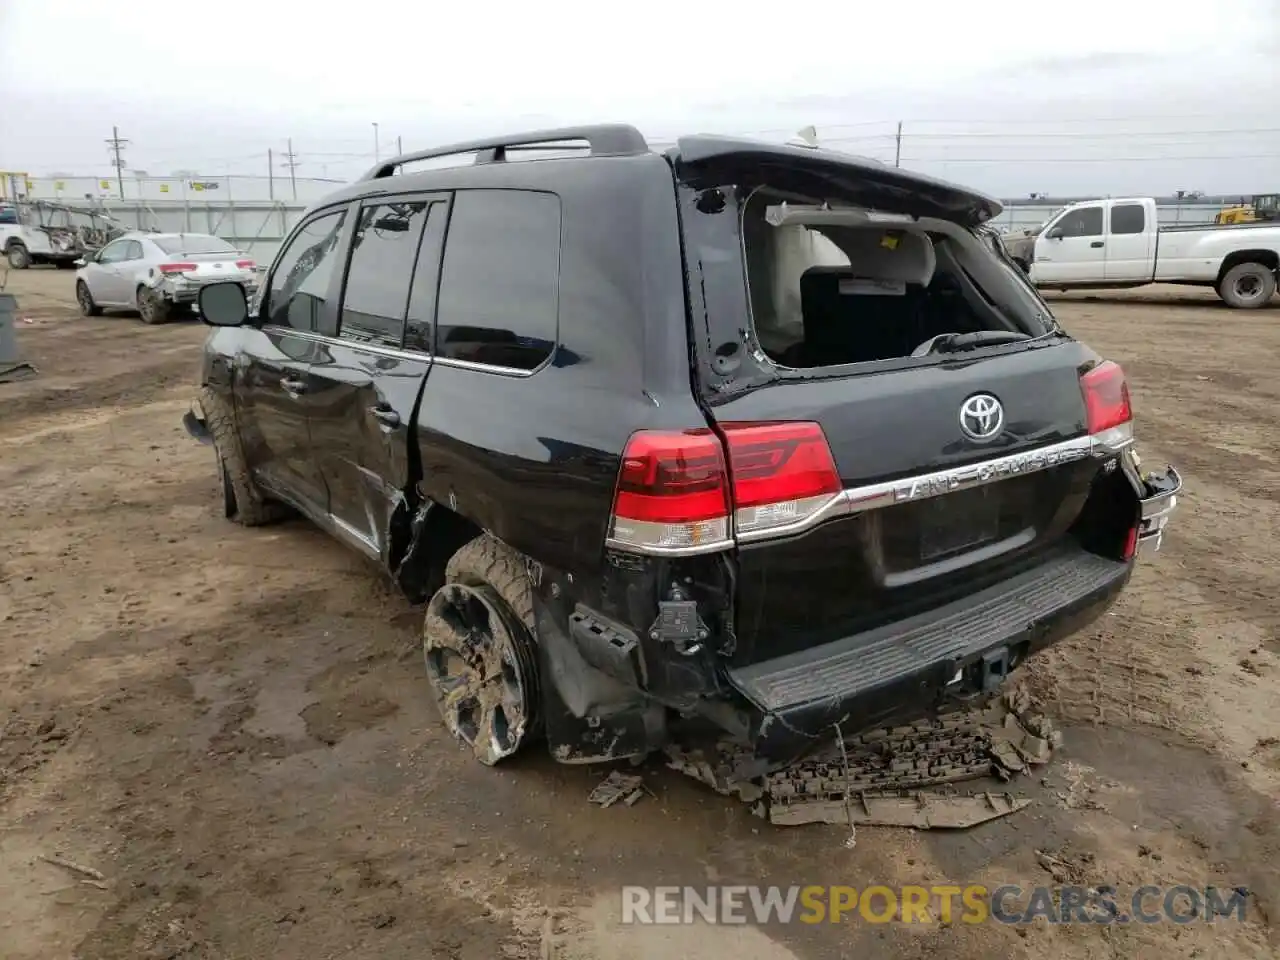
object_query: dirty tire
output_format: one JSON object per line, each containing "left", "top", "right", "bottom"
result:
{"left": 5, "top": 243, "right": 30, "bottom": 270}
{"left": 76, "top": 281, "right": 103, "bottom": 317}
{"left": 138, "top": 287, "right": 173, "bottom": 324}
{"left": 1218, "top": 262, "right": 1277, "bottom": 310}
{"left": 199, "top": 386, "right": 289, "bottom": 526}
{"left": 422, "top": 535, "right": 541, "bottom": 766}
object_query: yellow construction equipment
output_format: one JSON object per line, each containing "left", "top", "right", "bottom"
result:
{"left": 1215, "top": 194, "right": 1280, "bottom": 224}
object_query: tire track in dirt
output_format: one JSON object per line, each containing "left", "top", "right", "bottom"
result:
{"left": 0, "top": 351, "right": 200, "bottom": 425}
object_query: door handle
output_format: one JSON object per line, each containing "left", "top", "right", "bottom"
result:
{"left": 279, "top": 376, "right": 307, "bottom": 394}
{"left": 1090, "top": 241, "right": 1105, "bottom": 248}
{"left": 370, "top": 405, "right": 400, "bottom": 428}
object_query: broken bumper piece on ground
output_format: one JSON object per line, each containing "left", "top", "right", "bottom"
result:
{"left": 665, "top": 693, "right": 1060, "bottom": 828}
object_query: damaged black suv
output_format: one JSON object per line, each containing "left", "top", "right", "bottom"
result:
{"left": 185, "top": 124, "right": 1182, "bottom": 777}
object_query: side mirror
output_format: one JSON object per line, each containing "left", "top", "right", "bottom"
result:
{"left": 73, "top": 258, "right": 86, "bottom": 268}
{"left": 1046, "top": 227, "right": 1064, "bottom": 240}
{"left": 197, "top": 281, "right": 249, "bottom": 328}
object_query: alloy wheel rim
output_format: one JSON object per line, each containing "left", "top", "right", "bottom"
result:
{"left": 422, "top": 582, "right": 537, "bottom": 765}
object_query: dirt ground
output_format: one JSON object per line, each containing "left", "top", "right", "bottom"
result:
{"left": 1, "top": 268, "right": 1277, "bottom": 960}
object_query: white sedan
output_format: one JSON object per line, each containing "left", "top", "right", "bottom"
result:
{"left": 74, "top": 232, "right": 259, "bottom": 324}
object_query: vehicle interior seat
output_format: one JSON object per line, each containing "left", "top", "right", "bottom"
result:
{"left": 779, "top": 228, "right": 938, "bottom": 367}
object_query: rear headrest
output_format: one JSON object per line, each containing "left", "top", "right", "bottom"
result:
{"left": 828, "top": 227, "right": 935, "bottom": 287}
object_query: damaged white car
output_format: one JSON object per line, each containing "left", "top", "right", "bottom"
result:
{"left": 74, "top": 232, "right": 259, "bottom": 324}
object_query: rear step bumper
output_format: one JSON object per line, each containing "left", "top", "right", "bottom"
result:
{"left": 726, "top": 546, "right": 1132, "bottom": 766}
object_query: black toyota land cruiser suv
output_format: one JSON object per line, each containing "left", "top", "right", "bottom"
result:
{"left": 185, "top": 124, "right": 1181, "bottom": 773}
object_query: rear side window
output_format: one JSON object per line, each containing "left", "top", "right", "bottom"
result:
{"left": 435, "top": 189, "right": 560, "bottom": 371}
{"left": 339, "top": 200, "right": 432, "bottom": 348}
{"left": 1109, "top": 203, "right": 1145, "bottom": 235}
{"left": 266, "top": 208, "right": 348, "bottom": 332}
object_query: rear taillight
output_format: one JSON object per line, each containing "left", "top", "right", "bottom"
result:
{"left": 236, "top": 259, "right": 255, "bottom": 270}
{"left": 1081, "top": 360, "right": 1133, "bottom": 449}
{"left": 158, "top": 262, "right": 196, "bottom": 274}
{"left": 722, "top": 422, "right": 842, "bottom": 537}
{"left": 609, "top": 429, "right": 731, "bottom": 553}
{"left": 607, "top": 421, "right": 842, "bottom": 554}
{"left": 1122, "top": 524, "right": 1139, "bottom": 561}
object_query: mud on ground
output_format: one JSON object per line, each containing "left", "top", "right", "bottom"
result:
{"left": 1, "top": 271, "right": 1277, "bottom": 959}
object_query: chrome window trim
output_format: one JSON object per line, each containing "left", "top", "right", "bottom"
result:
{"left": 258, "top": 325, "right": 537, "bottom": 378}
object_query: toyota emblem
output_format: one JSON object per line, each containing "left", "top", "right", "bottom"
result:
{"left": 959, "top": 393, "right": 1004, "bottom": 441}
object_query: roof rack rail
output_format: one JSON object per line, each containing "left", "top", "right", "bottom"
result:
{"left": 360, "top": 124, "right": 650, "bottom": 181}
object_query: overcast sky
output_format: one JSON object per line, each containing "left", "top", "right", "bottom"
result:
{"left": 2, "top": 0, "right": 1277, "bottom": 197}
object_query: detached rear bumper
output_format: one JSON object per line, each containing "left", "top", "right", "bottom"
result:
{"left": 154, "top": 275, "right": 259, "bottom": 305}
{"left": 1137, "top": 464, "right": 1181, "bottom": 555}
{"left": 726, "top": 545, "right": 1131, "bottom": 767}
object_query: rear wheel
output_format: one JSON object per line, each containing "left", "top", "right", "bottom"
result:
{"left": 76, "top": 281, "right": 102, "bottom": 317}
{"left": 422, "top": 535, "right": 540, "bottom": 766}
{"left": 1218, "top": 262, "right": 1277, "bottom": 310}
{"left": 5, "top": 243, "right": 30, "bottom": 270}
{"left": 138, "top": 286, "right": 173, "bottom": 324}
{"left": 200, "top": 386, "right": 289, "bottom": 526}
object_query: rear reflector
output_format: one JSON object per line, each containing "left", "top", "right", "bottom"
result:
{"left": 158, "top": 262, "right": 197, "bottom": 274}
{"left": 607, "top": 421, "right": 842, "bottom": 554}
{"left": 1081, "top": 360, "right": 1134, "bottom": 450}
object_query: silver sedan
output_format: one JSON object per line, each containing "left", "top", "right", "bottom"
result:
{"left": 74, "top": 232, "right": 260, "bottom": 324}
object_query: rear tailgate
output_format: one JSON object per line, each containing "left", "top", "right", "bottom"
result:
{"left": 668, "top": 144, "right": 1122, "bottom": 668}
{"left": 710, "top": 340, "right": 1104, "bottom": 665}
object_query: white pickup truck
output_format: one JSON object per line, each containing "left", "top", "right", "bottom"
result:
{"left": 1007, "top": 197, "right": 1280, "bottom": 309}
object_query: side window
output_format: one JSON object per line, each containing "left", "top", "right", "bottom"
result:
{"left": 338, "top": 200, "right": 432, "bottom": 348}
{"left": 123, "top": 240, "right": 144, "bottom": 260}
{"left": 265, "top": 208, "right": 348, "bottom": 332}
{"left": 1056, "top": 207, "right": 1103, "bottom": 238}
{"left": 98, "top": 240, "right": 127, "bottom": 263}
{"left": 1109, "top": 203, "right": 1145, "bottom": 235}
{"left": 404, "top": 204, "right": 448, "bottom": 354}
{"left": 435, "top": 189, "right": 561, "bottom": 371}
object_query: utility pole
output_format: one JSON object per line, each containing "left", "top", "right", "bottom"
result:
{"left": 106, "top": 125, "right": 129, "bottom": 197}
{"left": 281, "top": 139, "right": 300, "bottom": 200}
{"left": 396, "top": 135, "right": 403, "bottom": 156}
{"left": 372, "top": 122, "right": 380, "bottom": 163}
{"left": 894, "top": 121, "right": 903, "bottom": 168}
{"left": 267, "top": 149, "right": 275, "bottom": 201}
